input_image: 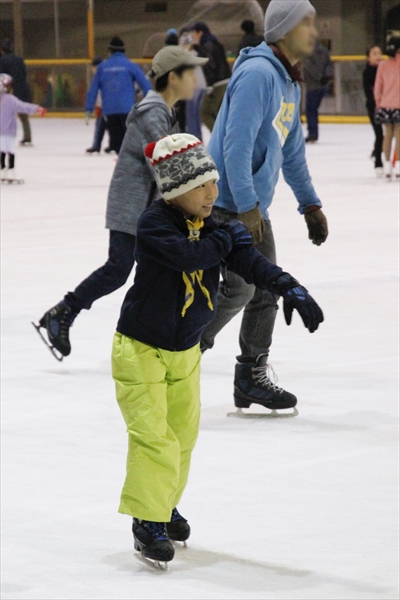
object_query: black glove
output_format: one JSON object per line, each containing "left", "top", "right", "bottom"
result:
{"left": 220, "top": 219, "right": 253, "bottom": 248}
{"left": 304, "top": 208, "right": 329, "bottom": 246}
{"left": 269, "top": 273, "right": 324, "bottom": 334}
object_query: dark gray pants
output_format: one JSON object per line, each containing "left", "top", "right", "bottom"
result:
{"left": 201, "top": 207, "right": 279, "bottom": 360}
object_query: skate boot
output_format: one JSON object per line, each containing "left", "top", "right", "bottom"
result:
{"left": 86, "top": 146, "right": 100, "bottom": 154}
{"left": 133, "top": 518, "right": 175, "bottom": 569}
{"left": 305, "top": 135, "right": 318, "bottom": 144}
{"left": 166, "top": 507, "right": 190, "bottom": 543}
{"left": 231, "top": 355, "right": 298, "bottom": 418}
{"left": 395, "top": 161, "right": 400, "bottom": 180}
{"left": 32, "top": 301, "right": 78, "bottom": 361}
{"left": 384, "top": 161, "right": 392, "bottom": 180}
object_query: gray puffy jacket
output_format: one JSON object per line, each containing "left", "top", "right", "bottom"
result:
{"left": 106, "top": 91, "right": 178, "bottom": 236}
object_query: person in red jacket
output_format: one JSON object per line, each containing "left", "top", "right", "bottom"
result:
{"left": 374, "top": 36, "right": 400, "bottom": 180}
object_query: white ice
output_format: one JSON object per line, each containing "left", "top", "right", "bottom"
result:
{"left": 1, "top": 120, "right": 399, "bottom": 600}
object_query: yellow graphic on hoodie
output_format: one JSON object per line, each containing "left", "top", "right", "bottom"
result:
{"left": 272, "top": 98, "right": 295, "bottom": 147}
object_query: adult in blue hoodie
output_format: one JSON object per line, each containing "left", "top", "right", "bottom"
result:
{"left": 201, "top": 0, "right": 329, "bottom": 412}
{"left": 85, "top": 37, "right": 152, "bottom": 153}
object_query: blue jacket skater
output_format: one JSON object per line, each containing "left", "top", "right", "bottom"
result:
{"left": 209, "top": 43, "right": 322, "bottom": 218}
{"left": 85, "top": 52, "right": 152, "bottom": 116}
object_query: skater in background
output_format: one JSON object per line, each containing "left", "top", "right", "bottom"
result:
{"left": 0, "top": 38, "right": 33, "bottom": 145}
{"left": 34, "top": 47, "right": 207, "bottom": 361}
{"left": 165, "top": 28, "right": 179, "bottom": 46}
{"left": 85, "top": 37, "right": 152, "bottom": 154}
{"left": 374, "top": 36, "right": 400, "bottom": 180}
{"left": 86, "top": 57, "right": 111, "bottom": 154}
{"left": 112, "top": 133, "right": 324, "bottom": 566}
{"left": 200, "top": 0, "right": 329, "bottom": 414}
{"left": 237, "top": 20, "right": 264, "bottom": 54}
{"left": 0, "top": 73, "right": 45, "bottom": 183}
{"left": 363, "top": 45, "right": 384, "bottom": 176}
{"left": 189, "top": 22, "right": 231, "bottom": 132}
{"left": 180, "top": 30, "right": 207, "bottom": 139}
{"left": 303, "top": 39, "right": 333, "bottom": 143}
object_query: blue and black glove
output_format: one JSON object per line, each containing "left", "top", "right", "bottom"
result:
{"left": 219, "top": 219, "right": 253, "bottom": 248}
{"left": 270, "top": 273, "right": 324, "bottom": 334}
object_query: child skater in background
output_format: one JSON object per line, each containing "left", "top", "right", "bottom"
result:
{"left": 0, "top": 73, "right": 46, "bottom": 183}
{"left": 374, "top": 36, "right": 400, "bottom": 181}
{"left": 112, "top": 133, "right": 324, "bottom": 569}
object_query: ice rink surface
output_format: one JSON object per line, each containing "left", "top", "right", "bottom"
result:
{"left": 1, "top": 120, "right": 399, "bottom": 600}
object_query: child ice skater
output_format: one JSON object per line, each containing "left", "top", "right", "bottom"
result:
{"left": 0, "top": 73, "right": 45, "bottom": 183}
{"left": 374, "top": 36, "right": 400, "bottom": 180}
{"left": 112, "top": 134, "right": 324, "bottom": 567}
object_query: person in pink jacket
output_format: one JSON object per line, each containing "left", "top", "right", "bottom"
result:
{"left": 374, "top": 36, "right": 400, "bottom": 180}
{"left": 0, "top": 73, "right": 45, "bottom": 183}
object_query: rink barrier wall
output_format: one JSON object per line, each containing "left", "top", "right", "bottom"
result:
{"left": 25, "top": 55, "right": 380, "bottom": 121}
{"left": 33, "top": 113, "right": 370, "bottom": 123}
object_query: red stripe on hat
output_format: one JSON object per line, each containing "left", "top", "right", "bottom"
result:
{"left": 151, "top": 141, "right": 202, "bottom": 165}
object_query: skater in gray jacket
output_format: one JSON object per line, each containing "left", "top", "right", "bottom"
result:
{"left": 33, "top": 46, "right": 207, "bottom": 361}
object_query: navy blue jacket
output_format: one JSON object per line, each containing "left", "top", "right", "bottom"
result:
{"left": 117, "top": 200, "right": 283, "bottom": 351}
{"left": 85, "top": 52, "right": 151, "bottom": 115}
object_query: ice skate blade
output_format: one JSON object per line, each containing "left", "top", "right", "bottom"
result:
{"left": 135, "top": 553, "right": 169, "bottom": 571}
{"left": 227, "top": 407, "right": 299, "bottom": 419}
{"left": 31, "top": 322, "right": 64, "bottom": 362}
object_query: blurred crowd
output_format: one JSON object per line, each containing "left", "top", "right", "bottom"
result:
{"left": 1, "top": 23, "right": 400, "bottom": 179}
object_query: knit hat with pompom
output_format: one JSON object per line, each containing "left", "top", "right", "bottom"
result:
{"left": 144, "top": 134, "right": 219, "bottom": 200}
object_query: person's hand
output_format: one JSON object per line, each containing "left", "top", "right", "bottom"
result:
{"left": 37, "top": 106, "right": 47, "bottom": 117}
{"left": 95, "top": 106, "right": 102, "bottom": 118}
{"left": 304, "top": 208, "right": 329, "bottom": 246}
{"left": 220, "top": 219, "right": 253, "bottom": 248}
{"left": 85, "top": 111, "right": 92, "bottom": 125}
{"left": 237, "top": 206, "right": 265, "bottom": 245}
{"left": 268, "top": 272, "right": 324, "bottom": 333}
{"left": 283, "top": 286, "right": 324, "bottom": 333}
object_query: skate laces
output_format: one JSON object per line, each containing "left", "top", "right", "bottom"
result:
{"left": 142, "top": 520, "right": 169, "bottom": 542}
{"left": 252, "top": 362, "right": 284, "bottom": 395}
{"left": 59, "top": 308, "right": 77, "bottom": 336}
{"left": 171, "top": 507, "right": 187, "bottom": 523}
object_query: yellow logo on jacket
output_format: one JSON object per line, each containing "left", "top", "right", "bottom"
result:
{"left": 272, "top": 98, "right": 295, "bottom": 147}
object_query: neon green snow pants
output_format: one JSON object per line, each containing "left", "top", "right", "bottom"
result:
{"left": 112, "top": 333, "right": 201, "bottom": 522}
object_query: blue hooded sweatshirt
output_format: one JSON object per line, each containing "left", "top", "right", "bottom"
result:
{"left": 210, "top": 43, "right": 322, "bottom": 217}
{"left": 85, "top": 52, "right": 152, "bottom": 116}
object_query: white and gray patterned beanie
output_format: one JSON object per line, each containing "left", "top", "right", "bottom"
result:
{"left": 144, "top": 134, "right": 219, "bottom": 200}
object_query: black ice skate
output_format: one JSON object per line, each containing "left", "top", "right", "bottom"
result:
{"left": 166, "top": 507, "right": 190, "bottom": 544}
{"left": 85, "top": 146, "right": 101, "bottom": 154}
{"left": 32, "top": 301, "right": 78, "bottom": 361}
{"left": 229, "top": 355, "right": 298, "bottom": 419}
{"left": 133, "top": 518, "right": 175, "bottom": 569}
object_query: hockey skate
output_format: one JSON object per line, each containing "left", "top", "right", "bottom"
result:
{"left": 228, "top": 355, "right": 299, "bottom": 419}
{"left": 166, "top": 508, "right": 190, "bottom": 546}
{"left": 32, "top": 301, "right": 78, "bottom": 361}
{"left": 133, "top": 519, "right": 175, "bottom": 570}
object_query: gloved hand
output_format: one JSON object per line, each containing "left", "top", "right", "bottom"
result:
{"left": 269, "top": 273, "right": 324, "bottom": 333}
{"left": 95, "top": 106, "right": 102, "bottom": 118}
{"left": 84, "top": 111, "right": 92, "bottom": 125}
{"left": 36, "top": 106, "right": 47, "bottom": 117}
{"left": 220, "top": 219, "right": 253, "bottom": 248}
{"left": 304, "top": 208, "right": 329, "bottom": 246}
{"left": 237, "top": 206, "right": 265, "bottom": 246}
{"left": 284, "top": 286, "right": 324, "bottom": 333}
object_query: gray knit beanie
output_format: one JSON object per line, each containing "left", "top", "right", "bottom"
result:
{"left": 265, "top": 0, "right": 316, "bottom": 44}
